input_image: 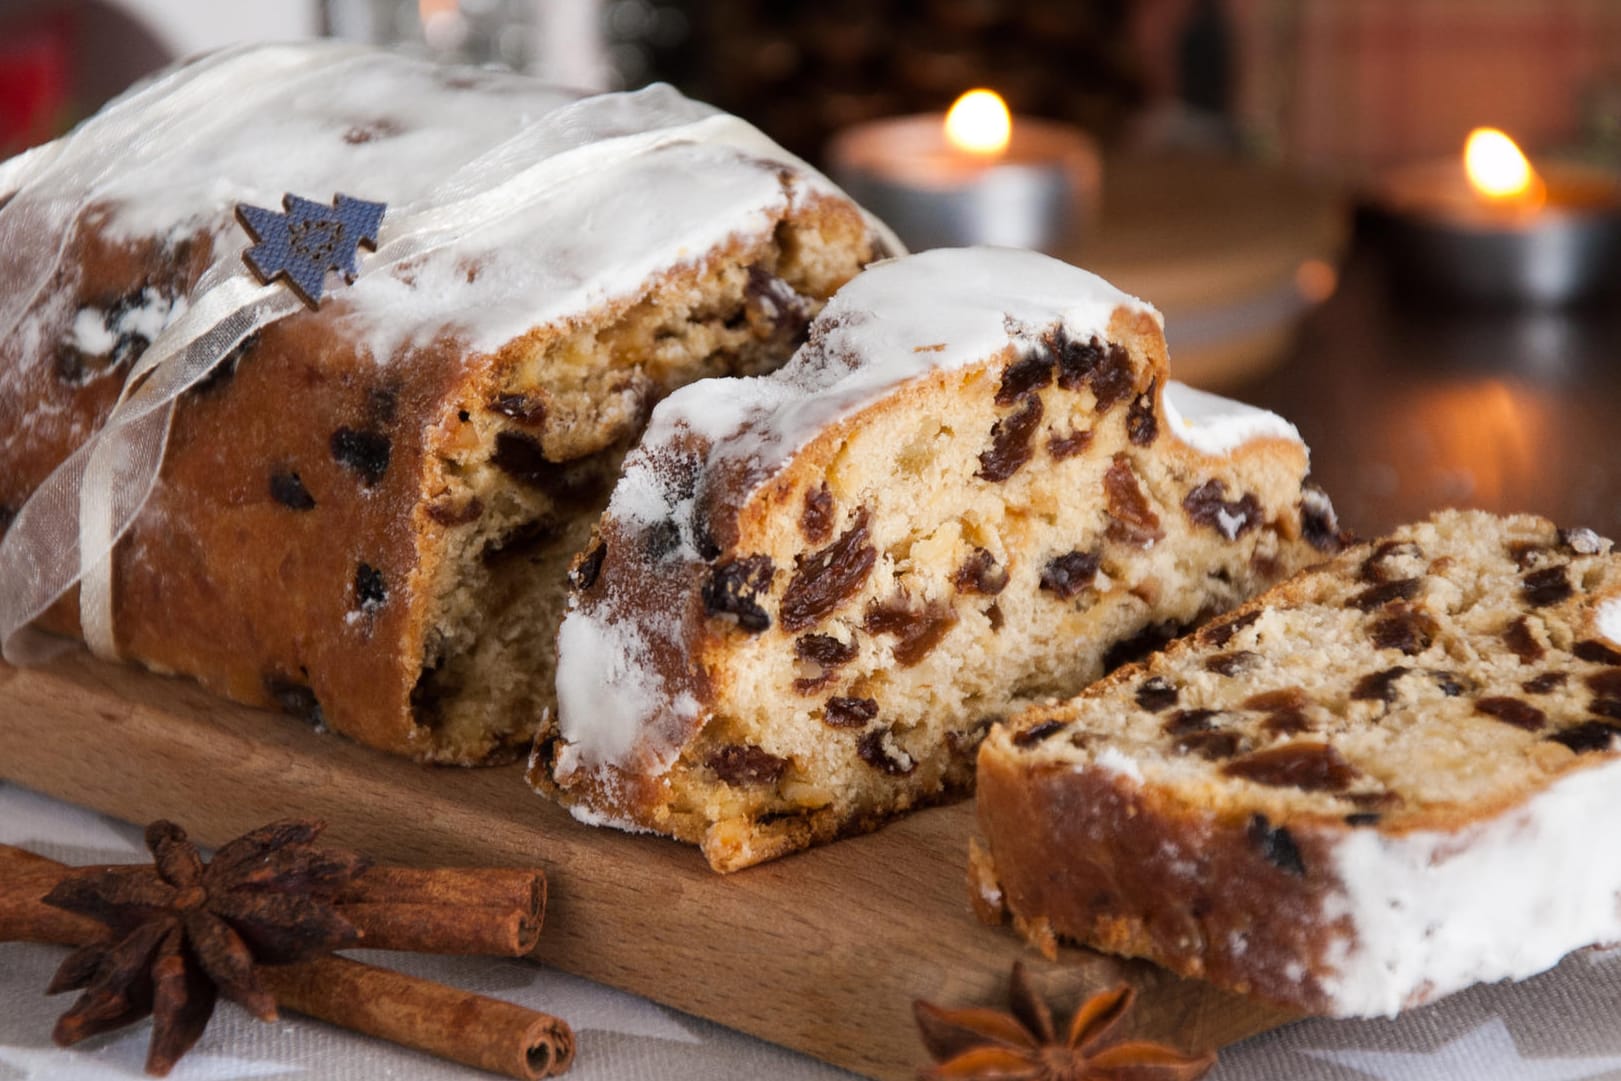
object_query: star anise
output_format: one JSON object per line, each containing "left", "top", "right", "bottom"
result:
{"left": 914, "top": 962, "right": 1216, "bottom": 1081}
{"left": 41, "top": 819, "right": 369, "bottom": 1076}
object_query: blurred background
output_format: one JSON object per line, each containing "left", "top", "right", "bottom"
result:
{"left": 3, "top": 0, "right": 1620, "bottom": 536}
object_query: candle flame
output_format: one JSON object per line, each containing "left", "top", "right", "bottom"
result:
{"left": 945, "top": 90, "right": 1012, "bottom": 156}
{"left": 1463, "top": 127, "right": 1545, "bottom": 209}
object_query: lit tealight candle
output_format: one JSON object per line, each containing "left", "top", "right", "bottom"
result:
{"left": 827, "top": 89, "right": 1101, "bottom": 253}
{"left": 1370, "top": 126, "right": 1621, "bottom": 304}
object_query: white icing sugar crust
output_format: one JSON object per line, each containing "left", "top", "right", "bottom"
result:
{"left": 1598, "top": 596, "right": 1621, "bottom": 648}
{"left": 1322, "top": 754, "right": 1621, "bottom": 1016}
{"left": 1, "top": 40, "right": 862, "bottom": 367}
{"left": 1162, "top": 382, "right": 1304, "bottom": 459}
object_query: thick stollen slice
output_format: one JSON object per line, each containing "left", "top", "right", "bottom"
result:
{"left": 534, "top": 246, "right": 1343, "bottom": 870}
{"left": 974, "top": 509, "right": 1621, "bottom": 1017}
{"left": 0, "top": 43, "right": 882, "bottom": 763}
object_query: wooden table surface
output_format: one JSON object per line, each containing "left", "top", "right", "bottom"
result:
{"left": 1226, "top": 240, "right": 1621, "bottom": 541}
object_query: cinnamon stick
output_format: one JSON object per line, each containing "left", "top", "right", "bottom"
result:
{"left": 336, "top": 866, "right": 545, "bottom": 955}
{"left": 0, "top": 844, "right": 574, "bottom": 1080}
{"left": 261, "top": 956, "right": 574, "bottom": 1080}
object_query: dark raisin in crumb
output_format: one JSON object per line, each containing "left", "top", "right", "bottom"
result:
{"left": 1013, "top": 719, "right": 1065, "bottom": 747}
{"left": 863, "top": 598, "right": 959, "bottom": 666}
{"left": 1575, "top": 640, "right": 1621, "bottom": 665}
{"left": 1262, "top": 708, "right": 1312, "bottom": 735}
{"left": 1053, "top": 331, "right": 1134, "bottom": 410}
{"left": 330, "top": 427, "right": 391, "bottom": 485}
{"left": 1523, "top": 672, "right": 1568, "bottom": 694}
{"left": 1224, "top": 742, "right": 1360, "bottom": 792}
{"left": 1522, "top": 565, "right": 1573, "bottom": 607}
{"left": 1300, "top": 484, "right": 1345, "bottom": 553}
{"left": 1429, "top": 670, "right": 1470, "bottom": 697}
{"left": 824, "top": 696, "right": 878, "bottom": 728}
{"left": 1548, "top": 720, "right": 1621, "bottom": 754}
{"left": 1349, "top": 578, "right": 1421, "bottom": 612}
{"left": 796, "top": 633, "right": 859, "bottom": 668}
{"left": 426, "top": 496, "right": 483, "bottom": 526}
{"left": 857, "top": 726, "right": 916, "bottom": 776}
{"left": 985, "top": 603, "right": 1004, "bottom": 631}
{"left": 1103, "top": 455, "right": 1162, "bottom": 547}
{"left": 1103, "top": 620, "right": 1186, "bottom": 672}
{"left": 1359, "top": 540, "right": 1423, "bottom": 583}
{"left": 1351, "top": 666, "right": 1410, "bottom": 703}
{"left": 569, "top": 543, "right": 607, "bottom": 592}
{"left": 1591, "top": 671, "right": 1621, "bottom": 697}
{"left": 781, "top": 509, "right": 876, "bottom": 632}
{"left": 1369, "top": 604, "right": 1438, "bottom": 655}
{"left": 976, "top": 394, "right": 1043, "bottom": 483}
{"left": 1246, "top": 814, "right": 1306, "bottom": 876}
{"left": 1474, "top": 696, "right": 1546, "bottom": 731}
{"left": 1205, "top": 650, "right": 1260, "bottom": 677}
{"left": 1126, "top": 382, "right": 1158, "bottom": 445}
{"left": 800, "top": 483, "right": 835, "bottom": 544}
{"left": 996, "top": 352, "right": 1054, "bottom": 404}
{"left": 1243, "top": 687, "right": 1309, "bottom": 711}
{"left": 269, "top": 471, "right": 316, "bottom": 510}
{"left": 490, "top": 433, "right": 609, "bottom": 507}
{"left": 1135, "top": 676, "right": 1179, "bottom": 712}
{"left": 1501, "top": 616, "right": 1545, "bottom": 664}
{"left": 264, "top": 676, "right": 323, "bottom": 726}
{"left": 1201, "top": 611, "right": 1259, "bottom": 648}
{"left": 953, "top": 548, "right": 1009, "bottom": 595}
{"left": 1591, "top": 698, "right": 1621, "bottom": 720}
{"left": 1163, "top": 708, "right": 1221, "bottom": 736}
{"left": 1182, "top": 480, "right": 1262, "bottom": 540}
{"left": 707, "top": 745, "right": 789, "bottom": 785}
{"left": 1048, "top": 429, "right": 1092, "bottom": 460}
{"left": 1345, "top": 813, "right": 1382, "bottom": 827}
{"left": 491, "top": 393, "right": 546, "bottom": 424}
{"left": 354, "top": 563, "right": 387, "bottom": 610}
{"left": 1038, "top": 550, "right": 1099, "bottom": 600}
{"left": 702, "top": 555, "right": 775, "bottom": 633}
{"left": 1177, "top": 730, "right": 1243, "bottom": 760}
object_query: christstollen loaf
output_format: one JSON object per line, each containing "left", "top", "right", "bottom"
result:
{"left": 536, "top": 247, "right": 1344, "bottom": 870}
{"left": 0, "top": 42, "right": 884, "bottom": 763}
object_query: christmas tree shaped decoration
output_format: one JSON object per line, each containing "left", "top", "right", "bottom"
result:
{"left": 236, "top": 193, "right": 386, "bottom": 309}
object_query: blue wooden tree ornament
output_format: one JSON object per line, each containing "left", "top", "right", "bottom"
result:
{"left": 236, "top": 193, "right": 387, "bottom": 309}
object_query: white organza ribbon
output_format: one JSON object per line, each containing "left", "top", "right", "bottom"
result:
{"left": 0, "top": 44, "right": 822, "bottom": 664}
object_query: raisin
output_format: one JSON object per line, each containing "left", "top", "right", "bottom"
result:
{"left": 1163, "top": 709, "right": 1221, "bottom": 736}
{"left": 1201, "top": 611, "right": 1259, "bottom": 648}
{"left": 1474, "top": 696, "right": 1546, "bottom": 731}
{"left": 1506, "top": 539, "right": 1553, "bottom": 569}
{"left": 1522, "top": 565, "right": 1573, "bottom": 607}
{"left": 1575, "top": 640, "right": 1621, "bottom": 665}
{"left": 824, "top": 696, "right": 878, "bottom": 728}
{"left": 1369, "top": 604, "right": 1438, "bottom": 655}
{"left": 1300, "top": 484, "right": 1344, "bottom": 553}
{"left": 1205, "top": 650, "right": 1260, "bottom": 677}
{"left": 797, "top": 633, "right": 859, "bottom": 668}
{"left": 985, "top": 604, "right": 1004, "bottom": 630}
{"left": 1359, "top": 540, "right": 1423, "bottom": 583}
{"left": 1038, "top": 550, "right": 1099, "bottom": 600}
{"left": 857, "top": 726, "right": 916, "bottom": 775}
{"left": 1592, "top": 698, "right": 1621, "bottom": 720}
{"left": 1182, "top": 481, "right": 1261, "bottom": 540}
{"left": 1047, "top": 429, "right": 1092, "bottom": 460}
{"left": 781, "top": 509, "right": 876, "bottom": 632}
{"left": 1548, "top": 721, "right": 1621, "bottom": 754}
{"left": 1103, "top": 620, "right": 1186, "bottom": 671}
{"left": 864, "top": 598, "right": 959, "bottom": 666}
{"left": 489, "top": 433, "right": 608, "bottom": 507}
{"left": 1243, "top": 687, "right": 1309, "bottom": 712}
{"left": 354, "top": 563, "right": 387, "bottom": 610}
{"left": 1135, "top": 676, "right": 1179, "bottom": 712}
{"left": 264, "top": 676, "right": 323, "bottom": 726}
{"left": 1351, "top": 666, "right": 1410, "bottom": 703}
{"left": 1103, "top": 455, "right": 1162, "bottom": 547}
{"left": 953, "top": 548, "right": 1009, "bottom": 595}
{"left": 1349, "top": 578, "right": 1421, "bottom": 612}
{"left": 1126, "top": 383, "right": 1158, "bottom": 446}
{"left": 744, "top": 264, "right": 813, "bottom": 344}
{"left": 1223, "top": 742, "right": 1360, "bottom": 792}
{"left": 1345, "top": 813, "right": 1382, "bottom": 827}
{"left": 1523, "top": 672, "right": 1568, "bottom": 694}
{"left": 1246, "top": 814, "right": 1305, "bottom": 876}
{"left": 269, "top": 471, "right": 316, "bottom": 510}
{"left": 1013, "top": 719, "right": 1066, "bottom": 748}
{"left": 707, "top": 745, "right": 788, "bottom": 785}
{"left": 490, "top": 393, "right": 546, "bottom": 425}
{"left": 330, "top": 427, "right": 391, "bottom": 486}
{"left": 426, "top": 495, "right": 483, "bottom": 526}
{"left": 1053, "top": 331, "right": 1134, "bottom": 411}
{"left": 976, "top": 394, "right": 1043, "bottom": 482}
{"left": 1262, "top": 709, "right": 1312, "bottom": 735}
{"left": 1559, "top": 527, "right": 1607, "bottom": 555}
{"left": 1590, "top": 671, "right": 1621, "bottom": 697}
{"left": 1177, "top": 730, "right": 1244, "bottom": 759}
{"left": 1429, "top": 670, "right": 1470, "bottom": 697}
{"left": 1502, "top": 616, "right": 1545, "bottom": 664}
{"left": 996, "top": 352, "right": 1054, "bottom": 404}
{"left": 702, "top": 555, "right": 775, "bottom": 633}
{"left": 800, "top": 483, "right": 835, "bottom": 544}
{"left": 569, "top": 543, "right": 607, "bottom": 591}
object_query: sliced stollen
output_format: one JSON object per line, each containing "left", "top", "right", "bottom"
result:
{"left": 974, "top": 509, "right": 1621, "bottom": 1017}
{"left": 533, "top": 246, "right": 1344, "bottom": 871}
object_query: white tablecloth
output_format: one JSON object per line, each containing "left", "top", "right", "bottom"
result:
{"left": 5, "top": 780, "right": 1621, "bottom": 1081}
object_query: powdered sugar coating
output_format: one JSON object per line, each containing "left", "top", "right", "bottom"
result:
{"left": 1163, "top": 382, "right": 1304, "bottom": 459}
{"left": 1598, "top": 596, "right": 1621, "bottom": 648}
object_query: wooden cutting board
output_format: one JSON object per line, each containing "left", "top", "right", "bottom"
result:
{"left": 0, "top": 651, "right": 1293, "bottom": 1079}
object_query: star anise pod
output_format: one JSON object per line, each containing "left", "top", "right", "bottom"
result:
{"left": 41, "top": 819, "right": 369, "bottom": 1076}
{"left": 914, "top": 962, "right": 1217, "bottom": 1081}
